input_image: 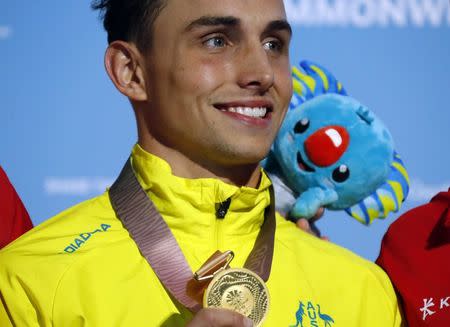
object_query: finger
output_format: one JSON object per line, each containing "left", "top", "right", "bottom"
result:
{"left": 296, "top": 218, "right": 323, "bottom": 238}
{"left": 310, "top": 207, "right": 325, "bottom": 223}
{"left": 309, "top": 221, "right": 322, "bottom": 237}
{"left": 186, "top": 308, "right": 253, "bottom": 327}
{"left": 296, "top": 218, "right": 312, "bottom": 233}
{"left": 291, "top": 208, "right": 324, "bottom": 226}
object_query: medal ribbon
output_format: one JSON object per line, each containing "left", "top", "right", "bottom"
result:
{"left": 109, "top": 158, "right": 276, "bottom": 312}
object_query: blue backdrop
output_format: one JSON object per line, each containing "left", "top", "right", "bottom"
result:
{"left": 1, "top": 0, "right": 449, "bottom": 261}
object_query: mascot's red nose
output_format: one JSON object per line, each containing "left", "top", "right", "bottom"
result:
{"left": 304, "top": 125, "right": 349, "bottom": 167}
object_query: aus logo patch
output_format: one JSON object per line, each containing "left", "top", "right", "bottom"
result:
{"left": 290, "top": 301, "right": 335, "bottom": 327}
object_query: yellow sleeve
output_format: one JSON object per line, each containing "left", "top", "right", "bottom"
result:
{"left": 0, "top": 254, "right": 41, "bottom": 326}
{"left": 0, "top": 249, "right": 60, "bottom": 327}
{"left": 370, "top": 262, "right": 404, "bottom": 326}
{"left": 0, "top": 300, "right": 13, "bottom": 327}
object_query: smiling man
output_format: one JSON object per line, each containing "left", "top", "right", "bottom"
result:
{"left": 126, "top": 0, "right": 292, "bottom": 187}
{"left": 0, "top": 1, "right": 402, "bottom": 326}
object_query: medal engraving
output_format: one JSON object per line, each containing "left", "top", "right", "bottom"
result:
{"left": 204, "top": 268, "right": 269, "bottom": 327}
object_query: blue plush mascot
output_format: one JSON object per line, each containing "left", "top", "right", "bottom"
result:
{"left": 264, "top": 61, "right": 410, "bottom": 225}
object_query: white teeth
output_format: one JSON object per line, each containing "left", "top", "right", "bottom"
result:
{"left": 226, "top": 107, "right": 267, "bottom": 118}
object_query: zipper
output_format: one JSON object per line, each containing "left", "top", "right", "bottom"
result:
{"left": 214, "top": 198, "right": 231, "bottom": 249}
{"left": 214, "top": 214, "right": 223, "bottom": 249}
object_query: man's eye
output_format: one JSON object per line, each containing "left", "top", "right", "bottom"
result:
{"left": 263, "top": 39, "right": 283, "bottom": 52}
{"left": 203, "top": 37, "right": 226, "bottom": 49}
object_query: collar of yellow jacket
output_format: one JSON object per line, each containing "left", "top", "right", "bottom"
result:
{"left": 130, "top": 144, "right": 272, "bottom": 238}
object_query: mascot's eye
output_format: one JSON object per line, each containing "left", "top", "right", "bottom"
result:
{"left": 294, "top": 118, "right": 310, "bottom": 134}
{"left": 332, "top": 165, "right": 350, "bottom": 183}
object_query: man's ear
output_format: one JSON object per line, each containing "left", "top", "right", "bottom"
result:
{"left": 104, "top": 41, "right": 147, "bottom": 101}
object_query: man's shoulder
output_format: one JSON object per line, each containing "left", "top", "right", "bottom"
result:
{"left": 274, "top": 214, "right": 392, "bottom": 285}
{"left": 0, "top": 192, "right": 138, "bottom": 324}
{"left": 0, "top": 191, "right": 126, "bottom": 268}
{"left": 272, "top": 215, "right": 402, "bottom": 326}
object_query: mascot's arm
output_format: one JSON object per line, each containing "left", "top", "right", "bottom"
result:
{"left": 290, "top": 187, "right": 338, "bottom": 220}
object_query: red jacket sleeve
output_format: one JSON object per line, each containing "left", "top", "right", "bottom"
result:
{"left": 0, "top": 167, "right": 33, "bottom": 249}
{"left": 376, "top": 189, "right": 450, "bottom": 326}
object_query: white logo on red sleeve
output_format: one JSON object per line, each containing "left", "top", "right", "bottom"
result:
{"left": 420, "top": 296, "right": 450, "bottom": 321}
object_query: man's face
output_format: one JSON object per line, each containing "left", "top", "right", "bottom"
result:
{"left": 142, "top": 0, "right": 292, "bottom": 168}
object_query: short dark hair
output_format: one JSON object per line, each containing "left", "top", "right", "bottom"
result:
{"left": 91, "top": 0, "right": 166, "bottom": 50}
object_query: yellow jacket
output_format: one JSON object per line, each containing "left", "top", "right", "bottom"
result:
{"left": 0, "top": 145, "right": 402, "bottom": 326}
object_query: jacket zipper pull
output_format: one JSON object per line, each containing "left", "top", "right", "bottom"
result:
{"left": 216, "top": 198, "right": 231, "bottom": 219}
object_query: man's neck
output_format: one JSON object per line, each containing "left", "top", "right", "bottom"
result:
{"left": 137, "top": 139, "right": 262, "bottom": 188}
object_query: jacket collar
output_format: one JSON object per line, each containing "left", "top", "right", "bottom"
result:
{"left": 130, "top": 144, "right": 272, "bottom": 238}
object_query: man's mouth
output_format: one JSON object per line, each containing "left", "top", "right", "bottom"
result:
{"left": 214, "top": 102, "right": 272, "bottom": 119}
{"left": 220, "top": 106, "right": 268, "bottom": 118}
{"left": 297, "top": 152, "right": 315, "bottom": 172}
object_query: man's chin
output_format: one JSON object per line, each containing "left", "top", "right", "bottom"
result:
{"left": 219, "top": 150, "right": 270, "bottom": 167}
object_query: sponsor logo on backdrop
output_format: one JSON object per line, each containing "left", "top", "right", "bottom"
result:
{"left": 409, "top": 179, "right": 450, "bottom": 202}
{"left": 0, "top": 25, "right": 12, "bottom": 40}
{"left": 285, "top": 0, "right": 450, "bottom": 27}
{"left": 44, "top": 177, "right": 114, "bottom": 196}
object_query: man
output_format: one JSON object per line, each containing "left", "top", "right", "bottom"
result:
{"left": 0, "top": 166, "right": 33, "bottom": 249}
{"left": 0, "top": 0, "right": 402, "bottom": 326}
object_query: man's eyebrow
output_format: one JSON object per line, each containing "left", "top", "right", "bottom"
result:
{"left": 263, "top": 19, "right": 292, "bottom": 36}
{"left": 185, "top": 16, "right": 240, "bottom": 32}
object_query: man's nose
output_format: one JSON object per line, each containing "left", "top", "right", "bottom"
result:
{"left": 236, "top": 42, "right": 274, "bottom": 93}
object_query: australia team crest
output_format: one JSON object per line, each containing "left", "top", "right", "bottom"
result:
{"left": 291, "top": 301, "right": 334, "bottom": 327}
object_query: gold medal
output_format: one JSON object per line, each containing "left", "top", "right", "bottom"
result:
{"left": 203, "top": 267, "right": 270, "bottom": 327}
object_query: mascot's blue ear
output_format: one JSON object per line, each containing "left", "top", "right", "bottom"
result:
{"left": 346, "top": 152, "right": 410, "bottom": 225}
